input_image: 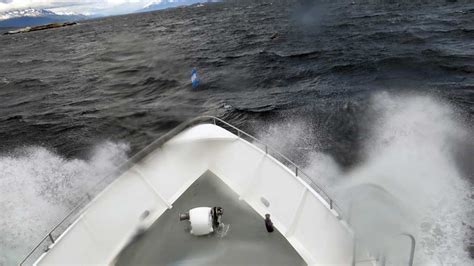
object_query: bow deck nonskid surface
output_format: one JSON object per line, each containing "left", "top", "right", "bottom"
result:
{"left": 115, "top": 171, "right": 306, "bottom": 265}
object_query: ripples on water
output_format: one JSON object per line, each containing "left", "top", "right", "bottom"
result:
{"left": 0, "top": 0, "right": 473, "bottom": 264}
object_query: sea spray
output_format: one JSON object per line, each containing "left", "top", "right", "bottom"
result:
{"left": 0, "top": 141, "right": 129, "bottom": 265}
{"left": 257, "top": 92, "right": 473, "bottom": 265}
{"left": 340, "top": 92, "right": 473, "bottom": 265}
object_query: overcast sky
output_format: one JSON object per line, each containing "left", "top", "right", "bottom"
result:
{"left": 0, "top": 0, "right": 160, "bottom": 15}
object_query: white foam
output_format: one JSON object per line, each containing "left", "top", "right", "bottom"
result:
{"left": 340, "top": 92, "right": 473, "bottom": 265}
{"left": 0, "top": 141, "right": 129, "bottom": 265}
{"left": 258, "top": 92, "right": 473, "bottom": 265}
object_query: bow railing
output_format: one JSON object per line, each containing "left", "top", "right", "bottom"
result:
{"left": 20, "top": 115, "right": 344, "bottom": 265}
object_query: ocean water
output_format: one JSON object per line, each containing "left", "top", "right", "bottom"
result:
{"left": 0, "top": 0, "right": 473, "bottom": 265}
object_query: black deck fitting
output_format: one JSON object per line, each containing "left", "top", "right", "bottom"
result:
{"left": 265, "top": 214, "right": 274, "bottom": 233}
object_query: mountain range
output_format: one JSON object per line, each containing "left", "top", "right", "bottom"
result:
{"left": 139, "top": 0, "right": 215, "bottom": 12}
{"left": 0, "top": 1, "right": 218, "bottom": 28}
{"left": 0, "top": 8, "right": 86, "bottom": 28}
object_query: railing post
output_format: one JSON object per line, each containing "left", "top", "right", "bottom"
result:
{"left": 295, "top": 166, "right": 298, "bottom": 176}
{"left": 48, "top": 233, "right": 55, "bottom": 244}
{"left": 330, "top": 199, "right": 333, "bottom": 210}
{"left": 213, "top": 117, "right": 216, "bottom": 125}
{"left": 400, "top": 233, "right": 416, "bottom": 266}
{"left": 265, "top": 145, "right": 268, "bottom": 154}
{"left": 381, "top": 254, "right": 386, "bottom": 266}
{"left": 352, "top": 236, "right": 356, "bottom": 266}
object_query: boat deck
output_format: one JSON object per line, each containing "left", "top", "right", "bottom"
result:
{"left": 115, "top": 171, "right": 306, "bottom": 266}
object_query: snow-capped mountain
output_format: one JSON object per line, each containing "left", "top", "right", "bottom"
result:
{"left": 0, "top": 8, "right": 57, "bottom": 21}
{"left": 139, "top": 0, "right": 216, "bottom": 12}
{"left": 0, "top": 8, "right": 86, "bottom": 28}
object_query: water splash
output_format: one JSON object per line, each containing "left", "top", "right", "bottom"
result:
{"left": 258, "top": 92, "right": 473, "bottom": 265}
{"left": 0, "top": 141, "right": 129, "bottom": 265}
{"left": 215, "top": 223, "right": 230, "bottom": 238}
{"left": 340, "top": 92, "right": 473, "bottom": 265}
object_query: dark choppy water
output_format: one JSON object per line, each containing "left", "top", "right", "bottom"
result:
{"left": 0, "top": 0, "right": 473, "bottom": 265}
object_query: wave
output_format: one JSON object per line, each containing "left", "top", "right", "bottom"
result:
{"left": 334, "top": 93, "right": 473, "bottom": 264}
{"left": 256, "top": 92, "right": 473, "bottom": 264}
{"left": 0, "top": 142, "right": 129, "bottom": 265}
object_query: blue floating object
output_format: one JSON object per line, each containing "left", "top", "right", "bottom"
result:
{"left": 191, "top": 68, "right": 200, "bottom": 88}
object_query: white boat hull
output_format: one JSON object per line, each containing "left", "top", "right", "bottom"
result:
{"left": 35, "top": 123, "right": 358, "bottom": 265}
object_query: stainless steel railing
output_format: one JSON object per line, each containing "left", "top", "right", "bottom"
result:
{"left": 20, "top": 115, "right": 344, "bottom": 265}
{"left": 207, "top": 116, "right": 344, "bottom": 216}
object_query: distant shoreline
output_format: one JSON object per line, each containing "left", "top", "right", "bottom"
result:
{"left": 2, "top": 21, "right": 77, "bottom": 35}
